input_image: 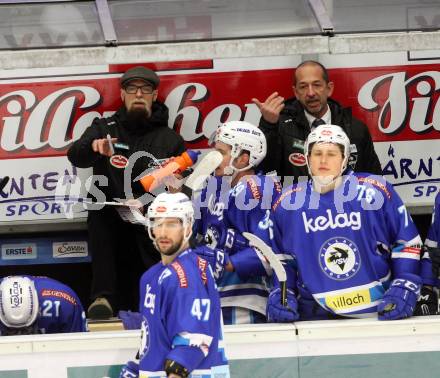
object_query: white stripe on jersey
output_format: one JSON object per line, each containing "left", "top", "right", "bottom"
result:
{"left": 220, "top": 294, "right": 267, "bottom": 315}
{"left": 177, "top": 331, "right": 213, "bottom": 356}
{"left": 218, "top": 283, "right": 267, "bottom": 292}
{"left": 396, "top": 235, "right": 423, "bottom": 246}
{"left": 391, "top": 252, "right": 421, "bottom": 260}
{"left": 313, "top": 281, "right": 383, "bottom": 297}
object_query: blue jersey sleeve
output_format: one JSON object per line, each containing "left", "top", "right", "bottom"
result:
{"left": 261, "top": 188, "right": 299, "bottom": 293}
{"left": 162, "top": 261, "right": 216, "bottom": 372}
{"left": 228, "top": 176, "right": 282, "bottom": 279}
{"left": 378, "top": 181, "right": 423, "bottom": 280}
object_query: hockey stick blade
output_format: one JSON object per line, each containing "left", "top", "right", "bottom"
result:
{"left": 182, "top": 150, "right": 223, "bottom": 196}
{"left": 242, "top": 232, "right": 288, "bottom": 307}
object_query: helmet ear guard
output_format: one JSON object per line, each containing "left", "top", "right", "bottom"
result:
{"left": 213, "top": 120, "right": 267, "bottom": 174}
{"left": 0, "top": 276, "right": 39, "bottom": 330}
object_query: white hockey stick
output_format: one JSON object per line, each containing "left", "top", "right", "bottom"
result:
{"left": 242, "top": 232, "right": 288, "bottom": 307}
{"left": 181, "top": 150, "right": 223, "bottom": 197}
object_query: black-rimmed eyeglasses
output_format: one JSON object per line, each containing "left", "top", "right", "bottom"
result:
{"left": 124, "top": 85, "right": 154, "bottom": 94}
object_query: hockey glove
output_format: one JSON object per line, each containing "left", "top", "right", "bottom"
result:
{"left": 119, "top": 360, "right": 139, "bottom": 378}
{"left": 414, "top": 286, "right": 439, "bottom": 316}
{"left": 427, "top": 246, "right": 440, "bottom": 277}
{"left": 224, "top": 228, "right": 248, "bottom": 254}
{"left": 204, "top": 226, "right": 248, "bottom": 255}
{"left": 118, "top": 310, "right": 142, "bottom": 330}
{"left": 378, "top": 274, "right": 422, "bottom": 320}
{"left": 266, "top": 288, "right": 299, "bottom": 323}
{"left": 165, "top": 359, "right": 190, "bottom": 378}
{"left": 194, "top": 246, "right": 230, "bottom": 280}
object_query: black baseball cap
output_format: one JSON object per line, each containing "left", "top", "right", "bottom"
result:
{"left": 120, "top": 66, "right": 160, "bottom": 89}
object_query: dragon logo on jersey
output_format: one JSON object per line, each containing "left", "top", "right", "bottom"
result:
{"left": 139, "top": 317, "right": 150, "bottom": 359}
{"left": 319, "top": 237, "right": 361, "bottom": 280}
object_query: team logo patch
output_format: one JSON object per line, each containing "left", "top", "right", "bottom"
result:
{"left": 319, "top": 237, "right": 361, "bottom": 280}
{"left": 292, "top": 138, "right": 305, "bottom": 150}
{"left": 109, "top": 154, "right": 128, "bottom": 168}
{"left": 348, "top": 144, "right": 358, "bottom": 169}
{"left": 197, "top": 256, "right": 208, "bottom": 285}
{"left": 288, "top": 152, "right": 306, "bottom": 166}
{"left": 41, "top": 289, "right": 77, "bottom": 304}
{"left": 246, "top": 177, "right": 261, "bottom": 200}
{"left": 139, "top": 317, "right": 150, "bottom": 359}
{"left": 171, "top": 261, "right": 188, "bottom": 288}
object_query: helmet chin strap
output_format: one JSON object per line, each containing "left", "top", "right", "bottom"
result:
{"left": 311, "top": 175, "right": 339, "bottom": 191}
{"left": 307, "top": 152, "right": 347, "bottom": 191}
{"left": 224, "top": 147, "right": 252, "bottom": 176}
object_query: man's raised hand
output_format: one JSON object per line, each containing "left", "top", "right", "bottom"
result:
{"left": 252, "top": 92, "right": 285, "bottom": 124}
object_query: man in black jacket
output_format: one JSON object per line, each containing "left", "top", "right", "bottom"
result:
{"left": 252, "top": 60, "right": 382, "bottom": 184}
{"left": 68, "top": 66, "right": 185, "bottom": 319}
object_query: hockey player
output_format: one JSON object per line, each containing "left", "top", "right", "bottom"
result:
{"left": 120, "top": 192, "right": 229, "bottom": 378}
{"left": 0, "top": 275, "right": 87, "bottom": 335}
{"left": 194, "top": 120, "right": 282, "bottom": 324}
{"left": 265, "top": 124, "right": 424, "bottom": 321}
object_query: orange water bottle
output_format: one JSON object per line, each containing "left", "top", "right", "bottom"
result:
{"left": 140, "top": 150, "right": 200, "bottom": 192}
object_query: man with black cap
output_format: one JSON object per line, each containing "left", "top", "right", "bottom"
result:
{"left": 68, "top": 66, "right": 185, "bottom": 319}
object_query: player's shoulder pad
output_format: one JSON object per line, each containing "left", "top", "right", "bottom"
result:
{"left": 355, "top": 173, "right": 392, "bottom": 199}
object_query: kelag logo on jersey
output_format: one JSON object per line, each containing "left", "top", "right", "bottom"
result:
{"left": 319, "top": 237, "right": 361, "bottom": 280}
{"left": 1, "top": 243, "right": 37, "bottom": 260}
{"left": 302, "top": 210, "right": 361, "bottom": 233}
{"left": 144, "top": 284, "right": 156, "bottom": 315}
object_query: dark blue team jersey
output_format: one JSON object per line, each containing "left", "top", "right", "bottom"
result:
{"left": 137, "top": 249, "right": 229, "bottom": 377}
{"left": 0, "top": 276, "right": 87, "bottom": 335}
{"left": 264, "top": 172, "right": 424, "bottom": 317}
{"left": 194, "top": 174, "right": 282, "bottom": 319}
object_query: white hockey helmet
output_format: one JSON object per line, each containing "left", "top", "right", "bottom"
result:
{"left": 304, "top": 124, "right": 350, "bottom": 177}
{"left": 147, "top": 192, "right": 194, "bottom": 242}
{"left": 213, "top": 121, "right": 267, "bottom": 173}
{"left": 0, "top": 276, "right": 39, "bottom": 329}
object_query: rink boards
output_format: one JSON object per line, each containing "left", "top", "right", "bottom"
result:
{"left": 1, "top": 317, "right": 440, "bottom": 378}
